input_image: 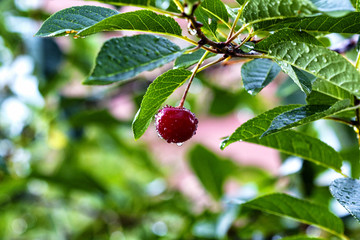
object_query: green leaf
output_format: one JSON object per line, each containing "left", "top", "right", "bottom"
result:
{"left": 195, "top": 7, "right": 218, "bottom": 40}
{"left": 243, "top": 193, "right": 344, "bottom": 237}
{"left": 254, "top": 12, "right": 360, "bottom": 33}
{"left": 250, "top": 130, "right": 343, "bottom": 171}
{"left": 241, "top": 59, "right": 281, "bottom": 95}
{"left": 132, "top": 69, "right": 191, "bottom": 139}
{"left": 35, "top": 5, "right": 119, "bottom": 37}
{"left": 189, "top": 145, "right": 236, "bottom": 200}
{"left": 276, "top": 63, "right": 316, "bottom": 94}
{"left": 201, "top": 0, "right": 229, "bottom": 24}
{"left": 262, "top": 99, "right": 351, "bottom": 137}
{"left": 255, "top": 29, "right": 322, "bottom": 53}
{"left": 77, "top": 10, "right": 182, "bottom": 37}
{"left": 221, "top": 105, "right": 343, "bottom": 171}
{"left": 85, "top": 35, "right": 183, "bottom": 85}
{"left": 221, "top": 105, "right": 301, "bottom": 149}
{"left": 306, "top": 91, "right": 339, "bottom": 105}
{"left": 261, "top": 31, "right": 360, "bottom": 97}
{"left": 310, "top": 79, "right": 355, "bottom": 102}
{"left": 330, "top": 178, "right": 360, "bottom": 222}
{"left": 241, "top": 0, "right": 317, "bottom": 25}
{"left": 174, "top": 48, "right": 216, "bottom": 69}
{"left": 87, "top": 0, "right": 179, "bottom": 13}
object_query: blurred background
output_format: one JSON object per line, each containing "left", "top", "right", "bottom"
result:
{"left": 1, "top": 0, "right": 360, "bottom": 239}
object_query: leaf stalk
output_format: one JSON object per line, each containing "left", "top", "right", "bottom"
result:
{"left": 178, "top": 51, "right": 210, "bottom": 108}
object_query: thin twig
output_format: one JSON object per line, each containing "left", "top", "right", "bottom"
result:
{"left": 227, "top": 0, "right": 249, "bottom": 41}
{"left": 197, "top": 56, "right": 228, "bottom": 72}
{"left": 225, "top": 23, "right": 250, "bottom": 45}
{"left": 227, "top": 10, "right": 242, "bottom": 41}
{"left": 324, "top": 116, "right": 357, "bottom": 126}
{"left": 234, "top": 29, "right": 254, "bottom": 50}
{"left": 178, "top": 51, "right": 210, "bottom": 108}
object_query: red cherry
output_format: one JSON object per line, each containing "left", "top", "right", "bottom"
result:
{"left": 155, "top": 106, "right": 198, "bottom": 144}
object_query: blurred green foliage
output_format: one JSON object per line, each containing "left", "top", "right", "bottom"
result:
{"left": 0, "top": 1, "right": 360, "bottom": 239}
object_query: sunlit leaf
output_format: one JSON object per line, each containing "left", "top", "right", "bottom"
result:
{"left": 254, "top": 12, "right": 360, "bottom": 33}
{"left": 259, "top": 30, "right": 360, "bottom": 97}
{"left": 310, "top": 79, "right": 355, "bottom": 102}
{"left": 85, "top": 0, "right": 179, "bottom": 12}
{"left": 241, "top": 0, "right": 317, "bottom": 25}
{"left": 255, "top": 29, "right": 323, "bottom": 52}
{"left": 77, "top": 10, "right": 182, "bottom": 37}
{"left": 35, "top": 6, "right": 118, "bottom": 37}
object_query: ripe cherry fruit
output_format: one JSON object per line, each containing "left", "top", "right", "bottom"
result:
{"left": 155, "top": 106, "right": 198, "bottom": 144}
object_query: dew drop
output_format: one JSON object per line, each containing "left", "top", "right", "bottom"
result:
{"left": 304, "top": 46, "right": 310, "bottom": 53}
{"left": 176, "top": 142, "right": 184, "bottom": 147}
{"left": 208, "top": 18, "right": 212, "bottom": 25}
{"left": 314, "top": 58, "right": 318, "bottom": 62}
{"left": 155, "top": 0, "right": 170, "bottom": 9}
{"left": 189, "top": 28, "right": 197, "bottom": 35}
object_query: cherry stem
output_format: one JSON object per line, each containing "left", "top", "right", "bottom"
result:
{"left": 178, "top": 51, "right": 210, "bottom": 108}
{"left": 173, "top": 0, "right": 184, "bottom": 12}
